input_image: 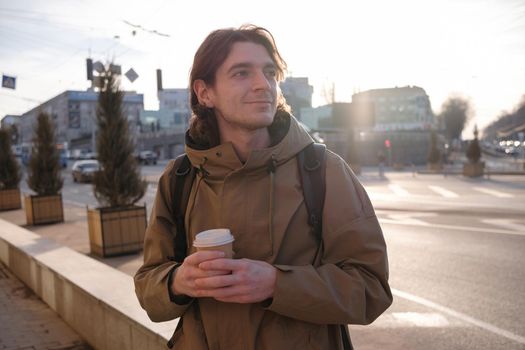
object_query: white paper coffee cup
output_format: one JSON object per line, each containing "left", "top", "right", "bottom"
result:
{"left": 193, "top": 228, "right": 234, "bottom": 258}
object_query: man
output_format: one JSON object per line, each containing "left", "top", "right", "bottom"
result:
{"left": 134, "top": 25, "right": 392, "bottom": 349}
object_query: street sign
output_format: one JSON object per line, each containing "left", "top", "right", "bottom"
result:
{"left": 2, "top": 74, "right": 16, "bottom": 89}
{"left": 125, "top": 68, "right": 138, "bottom": 83}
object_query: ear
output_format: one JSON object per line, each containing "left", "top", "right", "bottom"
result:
{"left": 193, "top": 80, "right": 215, "bottom": 108}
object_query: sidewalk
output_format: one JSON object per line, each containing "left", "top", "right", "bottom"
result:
{"left": 0, "top": 205, "right": 145, "bottom": 349}
{"left": 0, "top": 261, "right": 90, "bottom": 350}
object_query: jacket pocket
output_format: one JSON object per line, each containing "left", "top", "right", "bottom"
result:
{"left": 259, "top": 313, "right": 326, "bottom": 350}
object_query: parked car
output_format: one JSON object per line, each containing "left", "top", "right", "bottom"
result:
{"left": 81, "top": 152, "right": 98, "bottom": 160}
{"left": 138, "top": 151, "right": 158, "bottom": 165}
{"left": 71, "top": 160, "right": 100, "bottom": 183}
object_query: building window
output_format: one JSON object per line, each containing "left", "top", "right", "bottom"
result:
{"left": 68, "top": 102, "right": 80, "bottom": 129}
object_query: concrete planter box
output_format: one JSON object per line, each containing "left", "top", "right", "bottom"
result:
{"left": 87, "top": 205, "right": 147, "bottom": 257}
{"left": 0, "top": 188, "right": 22, "bottom": 211}
{"left": 25, "top": 194, "right": 64, "bottom": 225}
{"left": 0, "top": 220, "right": 177, "bottom": 349}
{"left": 463, "top": 162, "right": 485, "bottom": 177}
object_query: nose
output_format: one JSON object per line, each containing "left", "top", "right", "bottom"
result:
{"left": 252, "top": 70, "right": 272, "bottom": 91}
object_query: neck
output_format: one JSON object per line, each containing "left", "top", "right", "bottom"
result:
{"left": 218, "top": 126, "right": 271, "bottom": 162}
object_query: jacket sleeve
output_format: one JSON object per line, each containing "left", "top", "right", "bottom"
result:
{"left": 266, "top": 151, "right": 393, "bottom": 325}
{"left": 134, "top": 160, "right": 194, "bottom": 322}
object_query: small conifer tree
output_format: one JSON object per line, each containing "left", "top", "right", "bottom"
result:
{"left": 93, "top": 65, "right": 146, "bottom": 207}
{"left": 466, "top": 125, "right": 481, "bottom": 163}
{"left": 0, "top": 128, "right": 21, "bottom": 190}
{"left": 27, "top": 112, "right": 63, "bottom": 195}
{"left": 427, "top": 131, "right": 441, "bottom": 164}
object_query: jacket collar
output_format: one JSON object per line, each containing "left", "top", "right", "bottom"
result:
{"left": 185, "top": 114, "right": 313, "bottom": 179}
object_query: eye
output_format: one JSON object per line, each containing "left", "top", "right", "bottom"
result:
{"left": 265, "top": 68, "right": 277, "bottom": 78}
{"left": 233, "top": 70, "right": 249, "bottom": 78}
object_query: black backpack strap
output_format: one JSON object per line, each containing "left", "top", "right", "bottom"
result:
{"left": 298, "top": 143, "right": 354, "bottom": 350}
{"left": 167, "top": 154, "right": 196, "bottom": 349}
{"left": 340, "top": 324, "right": 354, "bottom": 350}
{"left": 169, "top": 153, "right": 196, "bottom": 263}
{"left": 297, "top": 143, "right": 326, "bottom": 243}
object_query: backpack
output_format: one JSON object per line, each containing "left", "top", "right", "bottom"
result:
{"left": 168, "top": 143, "right": 353, "bottom": 350}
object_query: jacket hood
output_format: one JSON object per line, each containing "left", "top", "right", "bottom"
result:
{"left": 185, "top": 113, "right": 313, "bottom": 178}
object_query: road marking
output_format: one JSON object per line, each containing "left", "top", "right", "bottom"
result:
{"left": 481, "top": 219, "right": 525, "bottom": 232}
{"left": 473, "top": 187, "right": 514, "bottom": 198}
{"left": 392, "top": 312, "right": 450, "bottom": 327}
{"left": 388, "top": 184, "right": 410, "bottom": 197}
{"left": 392, "top": 288, "right": 525, "bottom": 345}
{"left": 386, "top": 213, "right": 437, "bottom": 226}
{"left": 366, "top": 312, "right": 451, "bottom": 328}
{"left": 428, "top": 185, "right": 459, "bottom": 198}
{"left": 379, "top": 218, "right": 525, "bottom": 236}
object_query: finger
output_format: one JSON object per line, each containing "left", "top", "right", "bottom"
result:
{"left": 195, "top": 274, "right": 237, "bottom": 289}
{"left": 199, "top": 258, "right": 244, "bottom": 271}
{"left": 181, "top": 265, "right": 231, "bottom": 286}
{"left": 184, "top": 250, "right": 225, "bottom": 265}
{"left": 190, "top": 269, "right": 231, "bottom": 279}
{"left": 204, "top": 270, "right": 232, "bottom": 277}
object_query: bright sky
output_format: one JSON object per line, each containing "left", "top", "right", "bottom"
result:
{"left": 1, "top": 0, "right": 524, "bottom": 137}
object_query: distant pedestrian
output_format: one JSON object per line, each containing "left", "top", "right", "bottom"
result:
{"left": 134, "top": 24, "right": 392, "bottom": 350}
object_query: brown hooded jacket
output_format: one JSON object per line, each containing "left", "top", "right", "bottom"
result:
{"left": 134, "top": 114, "right": 392, "bottom": 349}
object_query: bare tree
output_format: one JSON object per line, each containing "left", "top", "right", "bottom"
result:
{"left": 321, "top": 81, "right": 335, "bottom": 105}
{"left": 439, "top": 96, "right": 472, "bottom": 142}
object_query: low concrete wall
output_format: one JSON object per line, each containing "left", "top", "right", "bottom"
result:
{"left": 0, "top": 218, "right": 178, "bottom": 349}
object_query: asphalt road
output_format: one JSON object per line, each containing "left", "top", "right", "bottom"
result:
{"left": 352, "top": 173, "right": 525, "bottom": 350}
{"left": 355, "top": 209, "right": 525, "bottom": 350}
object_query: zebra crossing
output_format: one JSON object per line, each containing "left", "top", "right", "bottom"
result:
{"left": 366, "top": 181, "right": 524, "bottom": 235}
{"left": 147, "top": 181, "right": 519, "bottom": 199}
{"left": 366, "top": 182, "right": 517, "bottom": 199}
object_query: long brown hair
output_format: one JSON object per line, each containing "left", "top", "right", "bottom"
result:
{"left": 188, "top": 24, "right": 290, "bottom": 148}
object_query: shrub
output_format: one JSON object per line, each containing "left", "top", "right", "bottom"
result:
{"left": 26, "top": 112, "right": 63, "bottom": 195}
{"left": 466, "top": 126, "right": 481, "bottom": 163}
{"left": 0, "top": 128, "right": 21, "bottom": 190}
{"left": 93, "top": 65, "right": 146, "bottom": 207}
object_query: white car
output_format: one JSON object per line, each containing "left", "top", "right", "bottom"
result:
{"left": 138, "top": 151, "right": 158, "bottom": 165}
{"left": 71, "top": 160, "right": 100, "bottom": 183}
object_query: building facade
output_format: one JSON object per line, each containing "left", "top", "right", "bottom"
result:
{"left": 18, "top": 90, "right": 143, "bottom": 152}
{"left": 280, "top": 77, "right": 313, "bottom": 120}
{"left": 352, "top": 86, "right": 434, "bottom": 131}
{"left": 134, "top": 88, "right": 191, "bottom": 159}
{"left": 1, "top": 114, "right": 20, "bottom": 129}
{"left": 140, "top": 88, "right": 191, "bottom": 132}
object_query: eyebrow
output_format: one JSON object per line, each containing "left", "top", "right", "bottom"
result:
{"left": 226, "top": 62, "right": 276, "bottom": 74}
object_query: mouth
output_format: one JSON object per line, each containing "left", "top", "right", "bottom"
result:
{"left": 246, "top": 101, "right": 272, "bottom": 104}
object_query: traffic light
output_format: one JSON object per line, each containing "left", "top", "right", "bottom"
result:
{"left": 384, "top": 139, "right": 391, "bottom": 148}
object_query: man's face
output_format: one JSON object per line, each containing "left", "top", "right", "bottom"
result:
{"left": 205, "top": 42, "right": 278, "bottom": 131}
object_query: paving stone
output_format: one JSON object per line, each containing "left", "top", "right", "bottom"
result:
{"left": 0, "top": 262, "right": 91, "bottom": 350}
